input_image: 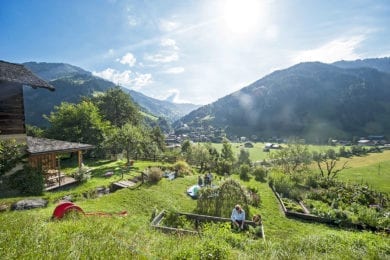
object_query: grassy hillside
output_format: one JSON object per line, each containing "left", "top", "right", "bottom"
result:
{"left": 0, "top": 156, "right": 389, "bottom": 259}
{"left": 338, "top": 150, "right": 390, "bottom": 194}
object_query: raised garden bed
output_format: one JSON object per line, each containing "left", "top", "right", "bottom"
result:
{"left": 271, "top": 185, "right": 390, "bottom": 232}
{"left": 150, "top": 210, "right": 265, "bottom": 239}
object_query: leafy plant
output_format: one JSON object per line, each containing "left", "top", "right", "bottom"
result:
{"left": 0, "top": 139, "right": 24, "bottom": 176}
{"left": 147, "top": 167, "right": 162, "bottom": 184}
{"left": 252, "top": 166, "right": 267, "bottom": 182}
{"left": 172, "top": 160, "right": 193, "bottom": 177}
{"left": 239, "top": 164, "right": 251, "bottom": 181}
{"left": 9, "top": 165, "right": 44, "bottom": 195}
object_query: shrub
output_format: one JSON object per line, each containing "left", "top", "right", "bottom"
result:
{"left": 217, "top": 159, "right": 233, "bottom": 175}
{"left": 252, "top": 166, "right": 267, "bottom": 182}
{"left": 270, "top": 172, "right": 295, "bottom": 198}
{"left": 304, "top": 174, "right": 319, "bottom": 188}
{"left": 163, "top": 210, "right": 191, "bottom": 229}
{"left": 247, "top": 187, "right": 261, "bottom": 207}
{"left": 198, "top": 240, "right": 229, "bottom": 260}
{"left": 0, "top": 139, "right": 24, "bottom": 176}
{"left": 147, "top": 167, "right": 162, "bottom": 184}
{"left": 239, "top": 164, "right": 251, "bottom": 181}
{"left": 172, "top": 160, "right": 193, "bottom": 177}
{"left": 9, "top": 165, "right": 44, "bottom": 195}
{"left": 74, "top": 167, "right": 91, "bottom": 182}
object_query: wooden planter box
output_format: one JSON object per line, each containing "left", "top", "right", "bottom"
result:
{"left": 150, "top": 210, "right": 265, "bottom": 239}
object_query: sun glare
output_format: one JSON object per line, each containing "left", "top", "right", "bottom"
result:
{"left": 223, "top": 0, "right": 264, "bottom": 34}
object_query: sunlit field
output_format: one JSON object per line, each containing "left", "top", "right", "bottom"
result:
{"left": 0, "top": 158, "right": 389, "bottom": 259}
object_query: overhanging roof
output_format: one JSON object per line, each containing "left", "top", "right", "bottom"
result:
{"left": 27, "top": 137, "right": 94, "bottom": 155}
{"left": 0, "top": 60, "right": 55, "bottom": 90}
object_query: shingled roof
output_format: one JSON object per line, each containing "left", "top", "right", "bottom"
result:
{"left": 27, "top": 137, "right": 94, "bottom": 154}
{"left": 0, "top": 60, "right": 55, "bottom": 90}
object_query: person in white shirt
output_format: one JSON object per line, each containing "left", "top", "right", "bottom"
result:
{"left": 231, "top": 204, "right": 245, "bottom": 230}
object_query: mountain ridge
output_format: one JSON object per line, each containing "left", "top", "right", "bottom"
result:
{"left": 23, "top": 62, "right": 200, "bottom": 126}
{"left": 175, "top": 58, "right": 390, "bottom": 142}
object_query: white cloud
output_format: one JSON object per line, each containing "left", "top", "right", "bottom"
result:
{"left": 160, "top": 38, "right": 179, "bottom": 50}
{"left": 143, "top": 38, "right": 180, "bottom": 65}
{"left": 159, "top": 19, "right": 180, "bottom": 32}
{"left": 144, "top": 52, "right": 179, "bottom": 63}
{"left": 163, "top": 67, "right": 185, "bottom": 74}
{"left": 292, "top": 35, "right": 365, "bottom": 64}
{"left": 117, "top": 52, "right": 136, "bottom": 67}
{"left": 92, "top": 68, "right": 152, "bottom": 90}
{"left": 127, "top": 15, "right": 137, "bottom": 26}
{"left": 160, "top": 89, "right": 190, "bottom": 103}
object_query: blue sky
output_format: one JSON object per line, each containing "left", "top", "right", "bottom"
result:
{"left": 1, "top": 0, "right": 389, "bottom": 104}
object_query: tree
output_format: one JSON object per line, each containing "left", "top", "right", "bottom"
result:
{"left": 270, "top": 143, "right": 312, "bottom": 174}
{"left": 45, "top": 101, "right": 110, "bottom": 153}
{"left": 219, "top": 140, "right": 235, "bottom": 175}
{"left": 237, "top": 148, "right": 251, "bottom": 166}
{"left": 149, "top": 126, "right": 165, "bottom": 152}
{"left": 221, "top": 140, "right": 234, "bottom": 162}
{"left": 312, "top": 149, "right": 349, "bottom": 180}
{"left": 105, "top": 123, "right": 144, "bottom": 164}
{"left": 0, "top": 139, "right": 23, "bottom": 177}
{"left": 92, "top": 87, "right": 141, "bottom": 127}
{"left": 26, "top": 124, "right": 45, "bottom": 137}
{"left": 191, "top": 144, "right": 211, "bottom": 172}
{"left": 181, "top": 140, "right": 191, "bottom": 154}
{"left": 205, "top": 143, "right": 220, "bottom": 172}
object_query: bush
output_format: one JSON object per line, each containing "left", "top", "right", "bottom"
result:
{"left": 147, "top": 167, "right": 162, "bottom": 184}
{"left": 9, "top": 165, "right": 44, "bottom": 195}
{"left": 172, "top": 160, "right": 193, "bottom": 177}
{"left": 252, "top": 166, "right": 267, "bottom": 182}
{"left": 0, "top": 139, "right": 24, "bottom": 176}
{"left": 239, "top": 164, "right": 251, "bottom": 181}
{"left": 270, "top": 172, "right": 295, "bottom": 198}
{"left": 304, "top": 174, "right": 319, "bottom": 188}
{"left": 74, "top": 167, "right": 91, "bottom": 182}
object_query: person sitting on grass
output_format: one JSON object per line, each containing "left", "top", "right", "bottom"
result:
{"left": 231, "top": 204, "right": 245, "bottom": 231}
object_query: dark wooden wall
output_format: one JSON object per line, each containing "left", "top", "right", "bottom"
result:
{"left": 0, "top": 83, "right": 25, "bottom": 135}
{"left": 29, "top": 153, "right": 57, "bottom": 171}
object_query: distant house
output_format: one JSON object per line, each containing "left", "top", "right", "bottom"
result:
{"left": 0, "top": 60, "right": 54, "bottom": 142}
{"left": 263, "top": 143, "right": 282, "bottom": 152}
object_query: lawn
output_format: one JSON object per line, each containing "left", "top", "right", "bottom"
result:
{"left": 338, "top": 150, "right": 390, "bottom": 194}
{"left": 0, "top": 157, "right": 389, "bottom": 259}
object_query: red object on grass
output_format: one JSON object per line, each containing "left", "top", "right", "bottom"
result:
{"left": 52, "top": 202, "right": 84, "bottom": 219}
{"left": 52, "top": 202, "right": 127, "bottom": 219}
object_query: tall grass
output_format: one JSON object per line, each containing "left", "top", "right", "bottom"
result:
{"left": 0, "top": 159, "right": 389, "bottom": 259}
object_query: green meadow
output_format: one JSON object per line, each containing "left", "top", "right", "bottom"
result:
{"left": 0, "top": 150, "right": 389, "bottom": 259}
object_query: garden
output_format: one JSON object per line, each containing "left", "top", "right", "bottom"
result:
{"left": 269, "top": 144, "right": 390, "bottom": 233}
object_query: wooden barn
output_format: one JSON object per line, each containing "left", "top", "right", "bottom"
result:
{"left": 0, "top": 60, "right": 54, "bottom": 142}
{"left": 1, "top": 60, "right": 94, "bottom": 189}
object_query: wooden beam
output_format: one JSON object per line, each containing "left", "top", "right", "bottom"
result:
{"left": 78, "top": 150, "right": 82, "bottom": 169}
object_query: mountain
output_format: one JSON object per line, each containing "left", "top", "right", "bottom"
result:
{"left": 23, "top": 62, "right": 91, "bottom": 80}
{"left": 333, "top": 57, "right": 390, "bottom": 74}
{"left": 176, "top": 59, "right": 390, "bottom": 142}
{"left": 23, "top": 62, "right": 200, "bottom": 126}
{"left": 127, "top": 89, "right": 200, "bottom": 123}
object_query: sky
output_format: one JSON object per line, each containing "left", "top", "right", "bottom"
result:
{"left": 1, "top": 0, "right": 389, "bottom": 105}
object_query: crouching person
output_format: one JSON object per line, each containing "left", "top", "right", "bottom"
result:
{"left": 231, "top": 204, "right": 245, "bottom": 231}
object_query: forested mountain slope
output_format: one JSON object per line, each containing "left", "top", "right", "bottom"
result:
{"left": 23, "top": 62, "right": 199, "bottom": 126}
{"left": 176, "top": 60, "right": 390, "bottom": 142}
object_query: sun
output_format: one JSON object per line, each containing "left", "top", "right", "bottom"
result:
{"left": 223, "top": 0, "right": 264, "bottom": 34}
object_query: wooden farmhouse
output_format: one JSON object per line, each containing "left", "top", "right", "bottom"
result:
{"left": 0, "top": 60, "right": 93, "bottom": 189}
{"left": 0, "top": 60, "right": 54, "bottom": 142}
